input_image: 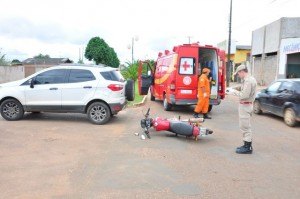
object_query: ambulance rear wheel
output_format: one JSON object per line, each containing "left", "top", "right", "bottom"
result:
{"left": 208, "top": 105, "right": 213, "bottom": 113}
{"left": 150, "top": 93, "right": 155, "bottom": 101}
{"left": 163, "top": 95, "right": 172, "bottom": 111}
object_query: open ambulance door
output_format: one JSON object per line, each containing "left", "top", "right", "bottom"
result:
{"left": 138, "top": 61, "right": 154, "bottom": 95}
{"left": 218, "top": 50, "right": 226, "bottom": 99}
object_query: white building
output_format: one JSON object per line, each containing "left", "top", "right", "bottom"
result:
{"left": 251, "top": 17, "right": 300, "bottom": 85}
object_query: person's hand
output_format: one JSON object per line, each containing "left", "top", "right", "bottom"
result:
{"left": 226, "top": 88, "right": 239, "bottom": 96}
{"left": 203, "top": 93, "right": 208, "bottom": 98}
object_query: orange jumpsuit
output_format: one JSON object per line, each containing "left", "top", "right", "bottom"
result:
{"left": 194, "top": 74, "right": 210, "bottom": 114}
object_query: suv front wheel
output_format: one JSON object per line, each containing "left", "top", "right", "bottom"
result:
{"left": 0, "top": 99, "right": 24, "bottom": 121}
{"left": 87, "top": 102, "right": 111, "bottom": 125}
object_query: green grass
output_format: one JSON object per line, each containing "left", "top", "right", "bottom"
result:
{"left": 127, "top": 81, "right": 145, "bottom": 106}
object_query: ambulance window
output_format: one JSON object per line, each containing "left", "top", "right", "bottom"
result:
{"left": 179, "top": 57, "right": 195, "bottom": 75}
{"left": 161, "top": 65, "right": 168, "bottom": 72}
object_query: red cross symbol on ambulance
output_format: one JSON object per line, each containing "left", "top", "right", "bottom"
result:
{"left": 182, "top": 61, "right": 190, "bottom": 71}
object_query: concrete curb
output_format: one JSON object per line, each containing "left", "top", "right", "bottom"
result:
{"left": 127, "top": 94, "right": 148, "bottom": 108}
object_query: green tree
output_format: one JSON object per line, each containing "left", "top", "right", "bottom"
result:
{"left": 85, "top": 37, "right": 120, "bottom": 68}
{"left": 11, "top": 59, "right": 22, "bottom": 66}
{"left": 77, "top": 59, "right": 84, "bottom": 64}
{"left": 121, "top": 60, "right": 156, "bottom": 81}
{"left": 121, "top": 61, "right": 139, "bottom": 81}
{"left": 34, "top": 54, "right": 50, "bottom": 59}
{"left": 0, "top": 50, "right": 9, "bottom": 66}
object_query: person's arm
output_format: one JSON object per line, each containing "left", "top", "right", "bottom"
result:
{"left": 238, "top": 80, "right": 252, "bottom": 100}
{"left": 198, "top": 77, "right": 207, "bottom": 97}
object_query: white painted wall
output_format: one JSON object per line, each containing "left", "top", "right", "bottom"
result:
{"left": 278, "top": 38, "right": 300, "bottom": 76}
{"left": 265, "top": 19, "right": 281, "bottom": 53}
{"left": 252, "top": 26, "right": 265, "bottom": 55}
{"left": 0, "top": 66, "right": 25, "bottom": 84}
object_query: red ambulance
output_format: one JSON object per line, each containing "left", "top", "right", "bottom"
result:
{"left": 138, "top": 43, "right": 226, "bottom": 111}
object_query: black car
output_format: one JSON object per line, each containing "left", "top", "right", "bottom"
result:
{"left": 254, "top": 79, "right": 300, "bottom": 127}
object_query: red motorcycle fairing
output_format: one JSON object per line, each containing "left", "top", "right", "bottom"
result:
{"left": 153, "top": 117, "right": 170, "bottom": 131}
{"left": 192, "top": 126, "right": 200, "bottom": 137}
{"left": 152, "top": 117, "right": 200, "bottom": 137}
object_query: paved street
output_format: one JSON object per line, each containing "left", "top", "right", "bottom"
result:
{"left": 0, "top": 95, "right": 299, "bottom": 199}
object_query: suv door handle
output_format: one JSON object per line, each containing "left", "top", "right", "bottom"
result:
{"left": 83, "top": 86, "right": 92, "bottom": 89}
{"left": 49, "top": 87, "right": 58, "bottom": 90}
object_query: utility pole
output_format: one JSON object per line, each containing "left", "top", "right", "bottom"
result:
{"left": 187, "top": 36, "right": 192, "bottom": 44}
{"left": 227, "top": 0, "right": 233, "bottom": 87}
{"left": 128, "top": 36, "right": 139, "bottom": 64}
{"left": 79, "top": 48, "right": 81, "bottom": 61}
{"left": 131, "top": 38, "right": 134, "bottom": 64}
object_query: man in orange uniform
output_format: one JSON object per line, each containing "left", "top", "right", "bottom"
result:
{"left": 193, "top": 68, "right": 212, "bottom": 119}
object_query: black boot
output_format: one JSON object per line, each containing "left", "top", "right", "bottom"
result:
{"left": 236, "top": 141, "right": 246, "bottom": 150}
{"left": 203, "top": 113, "right": 212, "bottom": 119}
{"left": 193, "top": 113, "right": 200, "bottom": 118}
{"left": 236, "top": 141, "right": 253, "bottom": 154}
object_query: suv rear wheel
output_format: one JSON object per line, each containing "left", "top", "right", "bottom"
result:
{"left": 284, "top": 108, "right": 297, "bottom": 127}
{"left": 0, "top": 99, "right": 24, "bottom": 121}
{"left": 87, "top": 102, "right": 111, "bottom": 125}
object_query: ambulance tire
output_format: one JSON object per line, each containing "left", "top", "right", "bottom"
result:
{"left": 150, "top": 93, "right": 155, "bottom": 101}
{"left": 163, "top": 95, "right": 172, "bottom": 111}
{"left": 125, "top": 79, "right": 135, "bottom": 101}
{"left": 208, "top": 105, "right": 213, "bottom": 113}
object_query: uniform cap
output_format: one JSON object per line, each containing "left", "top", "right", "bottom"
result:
{"left": 234, "top": 64, "right": 247, "bottom": 75}
{"left": 202, "top": 68, "right": 211, "bottom": 73}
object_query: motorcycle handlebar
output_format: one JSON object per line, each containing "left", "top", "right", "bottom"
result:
{"left": 145, "top": 108, "right": 150, "bottom": 117}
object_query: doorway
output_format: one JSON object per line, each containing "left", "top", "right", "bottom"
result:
{"left": 286, "top": 52, "right": 300, "bottom": 78}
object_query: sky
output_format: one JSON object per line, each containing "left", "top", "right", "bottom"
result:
{"left": 0, "top": 0, "right": 299, "bottom": 64}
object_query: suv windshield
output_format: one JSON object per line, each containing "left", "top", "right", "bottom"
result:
{"left": 100, "top": 70, "right": 124, "bottom": 82}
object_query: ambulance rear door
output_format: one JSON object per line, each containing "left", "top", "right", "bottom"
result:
{"left": 175, "top": 47, "right": 199, "bottom": 100}
{"left": 218, "top": 50, "right": 226, "bottom": 99}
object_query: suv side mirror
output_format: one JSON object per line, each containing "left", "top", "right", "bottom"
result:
{"left": 278, "top": 89, "right": 286, "bottom": 93}
{"left": 261, "top": 89, "right": 267, "bottom": 93}
{"left": 30, "top": 79, "right": 34, "bottom": 88}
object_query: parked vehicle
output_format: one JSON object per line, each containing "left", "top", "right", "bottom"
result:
{"left": 254, "top": 79, "right": 300, "bottom": 127}
{"left": 138, "top": 43, "right": 226, "bottom": 111}
{"left": 0, "top": 64, "right": 134, "bottom": 124}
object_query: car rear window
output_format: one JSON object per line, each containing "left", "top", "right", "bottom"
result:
{"left": 100, "top": 71, "right": 124, "bottom": 82}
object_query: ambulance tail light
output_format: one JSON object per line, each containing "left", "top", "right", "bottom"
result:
{"left": 170, "top": 81, "right": 176, "bottom": 92}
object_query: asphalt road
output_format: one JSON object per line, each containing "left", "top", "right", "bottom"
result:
{"left": 0, "top": 95, "right": 299, "bottom": 199}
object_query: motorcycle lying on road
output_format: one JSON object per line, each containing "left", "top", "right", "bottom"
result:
{"left": 136, "top": 108, "right": 213, "bottom": 140}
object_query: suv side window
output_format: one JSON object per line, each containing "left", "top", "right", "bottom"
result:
{"left": 68, "top": 69, "right": 96, "bottom": 83}
{"left": 267, "top": 81, "right": 282, "bottom": 93}
{"left": 278, "top": 81, "right": 293, "bottom": 92}
{"left": 35, "top": 69, "right": 67, "bottom": 85}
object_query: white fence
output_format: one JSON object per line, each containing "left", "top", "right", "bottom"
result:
{"left": 0, "top": 66, "right": 25, "bottom": 84}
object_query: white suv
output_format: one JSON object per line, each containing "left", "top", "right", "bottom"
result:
{"left": 0, "top": 64, "right": 134, "bottom": 124}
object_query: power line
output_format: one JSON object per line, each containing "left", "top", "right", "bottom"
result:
{"left": 232, "top": 0, "right": 289, "bottom": 31}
